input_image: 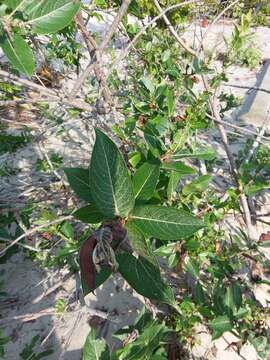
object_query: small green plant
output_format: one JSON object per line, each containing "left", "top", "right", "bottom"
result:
{"left": 0, "top": 132, "right": 31, "bottom": 155}
{"left": 19, "top": 335, "right": 53, "bottom": 360}
{"left": 36, "top": 153, "right": 63, "bottom": 173}
{"left": 55, "top": 298, "right": 67, "bottom": 317}
{"left": 1, "top": 1, "right": 270, "bottom": 358}
{"left": 224, "top": 11, "right": 261, "bottom": 69}
{"left": 238, "top": 141, "right": 270, "bottom": 196}
{"left": 46, "top": 23, "right": 83, "bottom": 67}
{"left": 0, "top": 329, "right": 10, "bottom": 359}
{"left": 65, "top": 127, "right": 203, "bottom": 302}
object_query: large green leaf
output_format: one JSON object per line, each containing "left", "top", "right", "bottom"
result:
{"left": 83, "top": 329, "right": 110, "bottom": 360}
{"left": 130, "top": 205, "right": 203, "bottom": 240}
{"left": 89, "top": 128, "right": 135, "bottom": 218}
{"left": 0, "top": 33, "right": 35, "bottom": 77}
{"left": 161, "top": 161, "right": 195, "bottom": 174}
{"left": 64, "top": 168, "right": 92, "bottom": 203}
{"left": 24, "top": 0, "right": 80, "bottom": 34}
{"left": 125, "top": 222, "right": 157, "bottom": 266}
{"left": 209, "top": 315, "right": 233, "bottom": 339}
{"left": 132, "top": 162, "right": 160, "bottom": 200}
{"left": 4, "top": 0, "right": 21, "bottom": 9}
{"left": 74, "top": 204, "right": 105, "bottom": 224}
{"left": 117, "top": 253, "right": 175, "bottom": 306}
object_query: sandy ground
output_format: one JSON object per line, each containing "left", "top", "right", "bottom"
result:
{"left": 1, "top": 18, "right": 270, "bottom": 359}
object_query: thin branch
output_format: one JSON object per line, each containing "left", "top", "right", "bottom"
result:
{"left": 223, "top": 83, "right": 270, "bottom": 95}
{"left": 0, "top": 98, "right": 58, "bottom": 106}
{"left": 153, "top": 0, "right": 196, "bottom": 56}
{"left": 38, "top": 143, "right": 63, "bottom": 181}
{"left": 154, "top": 0, "right": 255, "bottom": 239}
{"left": 75, "top": 11, "right": 112, "bottom": 106}
{"left": 244, "top": 109, "right": 270, "bottom": 163}
{"left": 0, "top": 237, "right": 39, "bottom": 252}
{"left": 197, "top": 0, "right": 240, "bottom": 55}
{"left": 0, "top": 215, "right": 73, "bottom": 257}
{"left": 69, "top": 0, "right": 132, "bottom": 100}
{"left": 206, "top": 113, "right": 270, "bottom": 143}
{"left": 0, "top": 69, "right": 57, "bottom": 97}
{"left": 0, "top": 69, "right": 93, "bottom": 112}
{"left": 205, "top": 78, "right": 255, "bottom": 238}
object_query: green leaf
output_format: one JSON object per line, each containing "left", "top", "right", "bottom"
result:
{"left": 115, "top": 322, "right": 167, "bottom": 360}
{"left": 167, "top": 171, "right": 182, "bottom": 201}
{"left": 89, "top": 128, "right": 135, "bottom": 218}
{"left": 64, "top": 168, "right": 92, "bottom": 203}
{"left": 172, "top": 147, "right": 216, "bottom": 161}
{"left": 125, "top": 222, "right": 157, "bottom": 266}
{"left": 162, "top": 49, "right": 171, "bottom": 62}
{"left": 132, "top": 162, "right": 160, "bottom": 200}
{"left": 184, "top": 258, "right": 200, "bottom": 279}
{"left": 130, "top": 205, "right": 203, "bottom": 240}
{"left": 233, "top": 307, "right": 249, "bottom": 320}
{"left": 24, "top": 0, "right": 81, "bottom": 34}
{"left": 166, "top": 88, "right": 174, "bottom": 117}
{"left": 60, "top": 221, "right": 73, "bottom": 239}
{"left": 194, "top": 282, "right": 205, "bottom": 304}
{"left": 117, "top": 253, "right": 175, "bottom": 306}
{"left": 161, "top": 161, "right": 195, "bottom": 174}
{"left": 258, "top": 240, "right": 270, "bottom": 248}
{"left": 182, "top": 175, "right": 212, "bottom": 196}
{"left": 3, "top": 0, "right": 21, "bottom": 9}
{"left": 81, "top": 264, "right": 112, "bottom": 296}
{"left": 244, "top": 181, "right": 270, "bottom": 196}
{"left": 224, "top": 283, "right": 242, "bottom": 311}
{"left": 74, "top": 204, "right": 105, "bottom": 224}
{"left": 83, "top": 329, "right": 110, "bottom": 360}
{"left": 0, "top": 33, "right": 35, "bottom": 77}
{"left": 129, "top": 152, "right": 141, "bottom": 168}
{"left": 209, "top": 315, "right": 233, "bottom": 339}
{"left": 144, "top": 133, "right": 164, "bottom": 158}
{"left": 140, "top": 77, "right": 155, "bottom": 94}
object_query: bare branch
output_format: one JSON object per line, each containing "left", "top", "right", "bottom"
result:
{"left": 75, "top": 11, "right": 112, "bottom": 105}
{"left": 206, "top": 113, "right": 270, "bottom": 143}
{"left": 0, "top": 69, "right": 58, "bottom": 97}
{"left": 69, "top": 0, "right": 132, "bottom": 100}
{"left": 153, "top": 0, "right": 196, "bottom": 56}
{"left": 0, "top": 69, "right": 93, "bottom": 112}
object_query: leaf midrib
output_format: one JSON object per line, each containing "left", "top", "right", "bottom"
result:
{"left": 101, "top": 141, "right": 119, "bottom": 215}
{"left": 131, "top": 214, "right": 197, "bottom": 226}
{"left": 26, "top": 2, "right": 74, "bottom": 25}
{"left": 6, "top": 36, "right": 29, "bottom": 76}
{"left": 134, "top": 166, "right": 155, "bottom": 198}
